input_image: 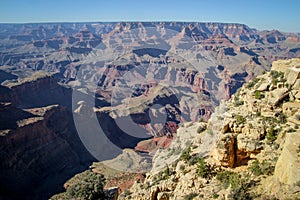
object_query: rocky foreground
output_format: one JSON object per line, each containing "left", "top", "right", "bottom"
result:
{"left": 54, "top": 58, "right": 300, "bottom": 200}
{"left": 119, "top": 58, "right": 300, "bottom": 200}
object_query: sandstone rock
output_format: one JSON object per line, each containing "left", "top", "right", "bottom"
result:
{"left": 257, "top": 82, "right": 269, "bottom": 91}
{"left": 274, "top": 132, "right": 300, "bottom": 185}
{"left": 268, "top": 88, "right": 289, "bottom": 105}
{"left": 237, "top": 134, "right": 260, "bottom": 152}
{"left": 292, "top": 79, "right": 300, "bottom": 90}
{"left": 282, "top": 102, "right": 300, "bottom": 117}
{"left": 213, "top": 133, "right": 236, "bottom": 167}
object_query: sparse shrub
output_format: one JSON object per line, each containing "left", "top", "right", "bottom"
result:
{"left": 179, "top": 165, "right": 185, "bottom": 171}
{"left": 272, "top": 78, "right": 278, "bottom": 86}
{"left": 270, "top": 70, "right": 284, "bottom": 79}
{"left": 235, "top": 115, "right": 246, "bottom": 125}
{"left": 212, "top": 193, "right": 219, "bottom": 199}
{"left": 246, "top": 81, "right": 256, "bottom": 89}
{"left": 163, "top": 165, "right": 171, "bottom": 179}
{"left": 270, "top": 71, "right": 284, "bottom": 86}
{"left": 266, "top": 126, "right": 277, "bottom": 142}
{"left": 249, "top": 159, "right": 275, "bottom": 176}
{"left": 254, "top": 90, "right": 264, "bottom": 99}
{"left": 197, "top": 157, "right": 208, "bottom": 178}
{"left": 216, "top": 171, "right": 253, "bottom": 200}
{"left": 180, "top": 145, "right": 191, "bottom": 162}
{"left": 287, "top": 128, "right": 295, "bottom": 133}
{"left": 123, "top": 189, "right": 132, "bottom": 196}
{"left": 260, "top": 160, "right": 275, "bottom": 175}
{"left": 249, "top": 160, "right": 262, "bottom": 176}
{"left": 234, "top": 96, "right": 244, "bottom": 107}
{"left": 184, "top": 193, "right": 198, "bottom": 200}
{"left": 66, "top": 171, "right": 106, "bottom": 200}
{"left": 216, "top": 171, "right": 239, "bottom": 189}
{"left": 285, "top": 83, "right": 290, "bottom": 88}
{"left": 207, "top": 128, "right": 214, "bottom": 136}
{"left": 262, "top": 70, "right": 266, "bottom": 75}
{"left": 255, "top": 111, "right": 261, "bottom": 117}
{"left": 295, "top": 114, "right": 300, "bottom": 121}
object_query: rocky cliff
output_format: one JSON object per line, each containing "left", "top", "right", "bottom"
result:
{"left": 0, "top": 75, "right": 97, "bottom": 200}
{"left": 116, "top": 58, "right": 300, "bottom": 200}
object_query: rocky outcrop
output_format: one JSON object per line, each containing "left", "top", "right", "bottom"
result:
{"left": 0, "top": 74, "right": 98, "bottom": 200}
{"left": 274, "top": 132, "right": 300, "bottom": 185}
{"left": 117, "top": 58, "right": 300, "bottom": 200}
{"left": 0, "top": 104, "right": 95, "bottom": 199}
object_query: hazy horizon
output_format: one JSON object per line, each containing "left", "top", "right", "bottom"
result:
{"left": 0, "top": 0, "right": 299, "bottom": 33}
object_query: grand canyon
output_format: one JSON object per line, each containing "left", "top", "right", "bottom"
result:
{"left": 0, "top": 22, "right": 299, "bottom": 199}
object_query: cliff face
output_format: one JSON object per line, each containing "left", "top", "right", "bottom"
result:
{"left": 118, "top": 58, "right": 300, "bottom": 200}
{"left": 0, "top": 102, "right": 97, "bottom": 199}
{"left": 0, "top": 76, "right": 97, "bottom": 200}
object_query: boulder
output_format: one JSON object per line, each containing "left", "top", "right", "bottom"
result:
{"left": 274, "top": 132, "right": 300, "bottom": 185}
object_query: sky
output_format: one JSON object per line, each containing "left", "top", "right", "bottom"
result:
{"left": 0, "top": 0, "right": 299, "bottom": 32}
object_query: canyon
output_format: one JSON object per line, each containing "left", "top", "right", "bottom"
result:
{"left": 0, "top": 22, "right": 300, "bottom": 199}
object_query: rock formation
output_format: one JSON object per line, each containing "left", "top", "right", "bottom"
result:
{"left": 115, "top": 58, "right": 300, "bottom": 200}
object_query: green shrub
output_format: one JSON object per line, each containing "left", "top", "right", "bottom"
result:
{"left": 260, "top": 160, "right": 275, "bottom": 175}
{"left": 207, "top": 128, "right": 214, "bottom": 136}
{"left": 235, "top": 115, "right": 246, "bottom": 125}
{"left": 216, "top": 171, "right": 253, "bottom": 200}
{"left": 255, "top": 112, "right": 261, "bottom": 117}
{"left": 249, "top": 160, "right": 275, "bottom": 176}
{"left": 246, "top": 81, "right": 256, "bottom": 89}
{"left": 197, "top": 157, "right": 208, "bottom": 178}
{"left": 66, "top": 171, "right": 106, "bottom": 200}
{"left": 234, "top": 96, "right": 244, "bottom": 107}
{"left": 180, "top": 145, "right": 191, "bottom": 162}
{"left": 161, "top": 165, "right": 172, "bottom": 180}
{"left": 254, "top": 90, "right": 264, "bottom": 99}
{"left": 179, "top": 165, "right": 185, "bottom": 171}
{"left": 184, "top": 193, "right": 198, "bottom": 200}
{"left": 266, "top": 126, "right": 277, "bottom": 142}
{"left": 216, "top": 171, "right": 239, "bottom": 189}
{"left": 270, "top": 71, "right": 284, "bottom": 79}
{"left": 212, "top": 193, "right": 219, "bottom": 199}
{"left": 249, "top": 160, "right": 262, "bottom": 176}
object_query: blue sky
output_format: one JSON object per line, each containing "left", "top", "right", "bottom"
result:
{"left": 0, "top": 0, "right": 299, "bottom": 32}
